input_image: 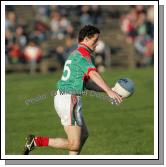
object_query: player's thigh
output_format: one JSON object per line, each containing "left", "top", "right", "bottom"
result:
{"left": 54, "top": 91, "right": 71, "bottom": 126}
{"left": 74, "top": 97, "right": 88, "bottom": 138}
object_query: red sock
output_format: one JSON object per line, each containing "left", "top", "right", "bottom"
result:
{"left": 34, "top": 136, "right": 49, "bottom": 147}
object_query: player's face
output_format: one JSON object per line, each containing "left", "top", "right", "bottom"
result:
{"left": 86, "top": 34, "right": 99, "bottom": 51}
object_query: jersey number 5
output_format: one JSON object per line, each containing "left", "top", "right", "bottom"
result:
{"left": 61, "top": 60, "right": 72, "bottom": 81}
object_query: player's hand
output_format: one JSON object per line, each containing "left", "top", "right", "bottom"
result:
{"left": 106, "top": 89, "right": 123, "bottom": 104}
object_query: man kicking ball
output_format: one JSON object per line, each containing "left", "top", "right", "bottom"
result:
{"left": 23, "top": 25, "right": 122, "bottom": 155}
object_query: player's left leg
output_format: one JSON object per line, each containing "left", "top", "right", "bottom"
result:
{"left": 78, "top": 119, "right": 89, "bottom": 154}
{"left": 72, "top": 97, "right": 89, "bottom": 154}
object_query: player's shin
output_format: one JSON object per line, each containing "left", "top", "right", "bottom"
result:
{"left": 48, "top": 138, "right": 69, "bottom": 149}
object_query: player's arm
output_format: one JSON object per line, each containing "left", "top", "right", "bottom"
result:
{"left": 89, "top": 70, "right": 122, "bottom": 103}
{"left": 84, "top": 78, "right": 104, "bottom": 92}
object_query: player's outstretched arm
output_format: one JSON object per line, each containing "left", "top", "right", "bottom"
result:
{"left": 89, "top": 70, "right": 122, "bottom": 103}
{"left": 84, "top": 78, "right": 104, "bottom": 92}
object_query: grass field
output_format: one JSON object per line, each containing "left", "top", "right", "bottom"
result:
{"left": 5, "top": 67, "right": 154, "bottom": 155}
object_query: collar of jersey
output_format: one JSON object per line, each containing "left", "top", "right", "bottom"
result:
{"left": 78, "top": 43, "right": 93, "bottom": 54}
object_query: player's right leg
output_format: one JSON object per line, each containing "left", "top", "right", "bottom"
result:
{"left": 23, "top": 91, "right": 87, "bottom": 155}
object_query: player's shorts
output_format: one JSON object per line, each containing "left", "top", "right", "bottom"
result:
{"left": 54, "top": 90, "right": 84, "bottom": 126}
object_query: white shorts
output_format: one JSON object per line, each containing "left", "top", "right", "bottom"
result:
{"left": 54, "top": 90, "right": 84, "bottom": 126}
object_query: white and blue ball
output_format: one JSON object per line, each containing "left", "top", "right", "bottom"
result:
{"left": 112, "top": 77, "right": 135, "bottom": 98}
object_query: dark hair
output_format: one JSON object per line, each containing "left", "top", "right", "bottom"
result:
{"left": 78, "top": 25, "right": 100, "bottom": 42}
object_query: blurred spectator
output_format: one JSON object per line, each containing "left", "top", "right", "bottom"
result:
{"left": 134, "top": 34, "right": 153, "bottom": 66}
{"left": 121, "top": 5, "right": 154, "bottom": 67}
{"left": 50, "top": 11, "right": 64, "bottom": 39}
{"left": 23, "top": 40, "right": 42, "bottom": 74}
{"left": 5, "top": 29, "right": 15, "bottom": 64}
{"left": 48, "top": 37, "right": 77, "bottom": 66}
{"left": 5, "top": 29, "right": 15, "bottom": 47}
{"left": 121, "top": 7, "right": 138, "bottom": 43}
{"left": 146, "top": 6, "right": 154, "bottom": 38}
{"left": 94, "top": 40, "right": 111, "bottom": 72}
{"left": 134, "top": 10, "right": 154, "bottom": 66}
{"left": 136, "top": 12, "right": 147, "bottom": 36}
{"left": 65, "top": 25, "right": 75, "bottom": 38}
{"left": 90, "top": 6, "right": 103, "bottom": 25}
{"left": 134, "top": 5, "right": 145, "bottom": 14}
{"left": 15, "top": 25, "right": 28, "bottom": 48}
{"left": 80, "top": 6, "right": 93, "bottom": 25}
{"left": 67, "top": 6, "right": 81, "bottom": 28}
{"left": 63, "top": 37, "right": 77, "bottom": 60}
{"left": 31, "top": 21, "right": 48, "bottom": 42}
{"left": 147, "top": 6, "right": 154, "bottom": 23}
{"left": 8, "top": 43, "right": 21, "bottom": 64}
{"left": 59, "top": 15, "right": 71, "bottom": 36}
{"left": 5, "top": 11, "right": 16, "bottom": 31}
{"left": 33, "top": 5, "right": 50, "bottom": 23}
{"left": 50, "top": 10, "right": 72, "bottom": 40}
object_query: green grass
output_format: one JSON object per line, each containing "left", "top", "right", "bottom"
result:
{"left": 5, "top": 67, "right": 154, "bottom": 155}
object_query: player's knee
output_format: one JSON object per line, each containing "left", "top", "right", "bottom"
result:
{"left": 68, "top": 140, "right": 81, "bottom": 151}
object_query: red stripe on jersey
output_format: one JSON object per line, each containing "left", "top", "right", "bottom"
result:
{"left": 77, "top": 47, "right": 90, "bottom": 58}
{"left": 87, "top": 68, "right": 97, "bottom": 76}
{"left": 82, "top": 68, "right": 97, "bottom": 81}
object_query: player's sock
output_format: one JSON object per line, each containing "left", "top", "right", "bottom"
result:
{"left": 34, "top": 136, "right": 49, "bottom": 147}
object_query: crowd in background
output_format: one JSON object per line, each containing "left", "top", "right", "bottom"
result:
{"left": 5, "top": 5, "right": 154, "bottom": 73}
{"left": 120, "top": 5, "right": 154, "bottom": 66}
{"left": 5, "top": 5, "right": 106, "bottom": 70}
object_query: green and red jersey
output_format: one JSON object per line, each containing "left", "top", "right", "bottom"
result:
{"left": 57, "top": 44, "right": 97, "bottom": 94}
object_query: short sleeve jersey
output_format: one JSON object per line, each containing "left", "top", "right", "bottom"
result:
{"left": 57, "top": 44, "right": 97, "bottom": 94}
